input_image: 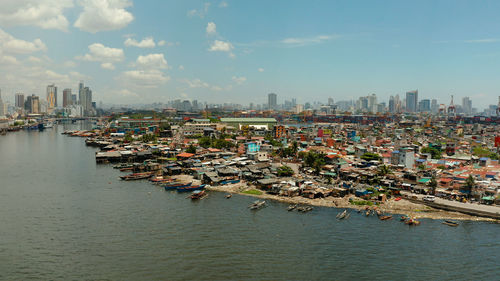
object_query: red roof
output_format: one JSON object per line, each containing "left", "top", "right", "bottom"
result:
{"left": 177, "top": 152, "right": 194, "bottom": 158}
{"left": 208, "top": 148, "right": 221, "bottom": 152}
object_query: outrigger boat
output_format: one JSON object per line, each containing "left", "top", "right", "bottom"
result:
{"left": 176, "top": 184, "right": 206, "bottom": 193}
{"left": 113, "top": 163, "right": 133, "bottom": 169}
{"left": 119, "top": 172, "right": 153, "bottom": 181}
{"left": 249, "top": 200, "right": 266, "bottom": 210}
{"left": 297, "top": 206, "right": 313, "bottom": 212}
{"left": 220, "top": 179, "right": 241, "bottom": 185}
{"left": 379, "top": 215, "right": 393, "bottom": 221}
{"left": 163, "top": 182, "right": 192, "bottom": 191}
{"left": 442, "top": 220, "right": 459, "bottom": 227}
{"left": 189, "top": 190, "right": 207, "bottom": 200}
{"left": 405, "top": 218, "right": 421, "bottom": 226}
{"left": 336, "top": 210, "right": 348, "bottom": 219}
{"left": 149, "top": 176, "right": 172, "bottom": 184}
{"left": 225, "top": 194, "right": 232, "bottom": 199}
{"left": 287, "top": 204, "right": 297, "bottom": 211}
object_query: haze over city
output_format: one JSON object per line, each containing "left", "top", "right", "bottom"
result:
{"left": 1, "top": 0, "right": 500, "bottom": 109}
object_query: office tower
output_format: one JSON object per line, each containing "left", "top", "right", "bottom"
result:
{"left": 406, "top": 90, "right": 418, "bottom": 112}
{"left": 431, "top": 99, "right": 438, "bottom": 113}
{"left": 78, "top": 81, "right": 93, "bottom": 116}
{"left": 419, "top": 99, "right": 431, "bottom": 112}
{"left": 368, "top": 94, "right": 377, "bottom": 113}
{"left": 328, "top": 98, "right": 334, "bottom": 105}
{"left": 268, "top": 93, "right": 277, "bottom": 110}
{"left": 63, "top": 89, "right": 72, "bottom": 107}
{"left": 46, "top": 84, "right": 57, "bottom": 109}
{"left": 0, "top": 90, "right": 4, "bottom": 116}
{"left": 462, "top": 97, "right": 472, "bottom": 115}
{"left": 388, "top": 96, "right": 395, "bottom": 113}
{"left": 192, "top": 100, "right": 198, "bottom": 110}
{"left": 71, "top": 94, "right": 77, "bottom": 105}
{"left": 15, "top": 93, "right": 24, "bottom": 108}
{"left": 26, "top": 94, "right": 40, "bottom": 114}
{"left": 291, "top": 98, "right": 297, "bottom": 107}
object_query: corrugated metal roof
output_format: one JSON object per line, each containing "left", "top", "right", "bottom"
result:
{"left": 220, "top": 118, "right": 277, "bottom": 122}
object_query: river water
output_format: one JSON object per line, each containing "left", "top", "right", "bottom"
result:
{"left": 0, "top": 123, "right": 499, "bottom": 280}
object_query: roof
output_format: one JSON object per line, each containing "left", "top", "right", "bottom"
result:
{"left": 220, "top": 118, "right": 277, "bottom": 123}
{"left": 177, "top": 152, "right": 194, "bottom": 158}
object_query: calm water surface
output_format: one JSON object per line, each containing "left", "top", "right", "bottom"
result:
{"left": 0, "top": 123, "right": 499, "bottom": 280}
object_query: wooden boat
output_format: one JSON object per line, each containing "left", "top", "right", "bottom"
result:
{"left": 189, "top": 190, "right": 207, "bottom": 200}
{"left": 400, "top": 215, "right": 409, "bottom": 221}
{"left": 176, "top": 184, "right": 206, "bottom": 193}
{"left": 119, "top": 172, "right": 153, "bottom": 181}
{"left": 163, "top": 182, "right": 192, "bottom": 191}
{"left": 405, "top": 218, "right": 421, "bottom": 226}
{"left": 379, "top": 215, "right": 393, "bottom": 221}
{"left": 149, "top": 176, "right": 172, "bottom": 184}
{"left": 442, "top": 220, "right": 459, "bottom": 227}
{"left": 113, "top": 163, "right": 133, "bottom": 169}
{"left": 297, "top": 206, "right": 313, "bottom": 212}
{"left": 287, "top": 204, "right": 297, "bottom": 211}
{"left": 220, "top": 179, "right": 241, "bottom": 185}
{"left": 365, "top": 210, "right": 371, "bottom": 216}
{"left": 120, "top": 167, "right": 134, "bottom": 172}
{"left": 225, "top": 194, "right": 232, "bottom": 199}
{"left": 336, "top": 210, "right": 348, "bottom": 219}
{"left": 395, "top": 197, "right": 402, "bottom": 201}
{"left": 249, "top": 200, "right": 266, "bottom": 210}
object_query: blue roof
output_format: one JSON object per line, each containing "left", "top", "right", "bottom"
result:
{"left": 416, "top": 159, "right": 426, "bottom": 162}
{"left": 479, "top": 157, "right": 489, "bottom": 161}
{"left": 392, "top": 150, "right": 399, "bottom": 153}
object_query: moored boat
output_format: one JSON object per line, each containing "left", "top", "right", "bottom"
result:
{"left": 176, "top": 184, "right": 206, "bottom": 193}
{"left": 287, "top": 204, "right": 297, "bottom": 211}
{"left": 189, "top": 190, "right": 207, "bottom": 200}
{"left": 249, "top": 200, "right": 266, "bottom": 210}
{"left": 119, "top": 172, "right": 153, "bottom": 181}
{"left": 336, "top": 210, "right": 348, "bottom": 219}
{"left": 442, "top": 220, "right": 459, "bottom": 227}
{"left": 379, "top": 215, "right": 393, "bottom": 221}
{"left": 225, "top": 194, "right": 232, "bottom": 199}
{"left": 163, "top": 182, "right": 192, "bottom": 191}
{"left": 405, "top": 218, "right": 421, "bottom": 226}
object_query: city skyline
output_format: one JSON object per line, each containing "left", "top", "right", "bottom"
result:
{"left": 2, "top": 1, "right": 500, "bottom": 108}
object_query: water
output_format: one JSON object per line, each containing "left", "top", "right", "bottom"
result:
{"left": 0, "top": 123, "right": 499, "bottom": 280}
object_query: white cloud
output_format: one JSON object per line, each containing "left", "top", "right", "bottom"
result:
{"left": 27, "top": 56, "right": 42, "bottom": 64}
{"left": 206, "top": 22, "right": 216, "bottom": 35}
{"left": 135, "top": 53, "right": 168, "bottom": 69}
{"left": 122, "top": 70, "right": 170, "bottom": 88}
{"left": 209, "top": 40, "right": 233, "bottom": 52}
{"left": 178, "top": 65, "right": 185, "bottom": 71}
{"left": 187, "top": 3, "right": 210, "bottom": 18}
{"left": 0, "top": 0, "right": 73, "bottom": 31}
{"left": 74, "top": 0, "right": 134, "bottom": 33}
{"left": 258, "top": 68, "right": 264, "bottom": 72}
{"left": 232, "top": 76, "right": 246, "bottom": 85}
{"left": 182, "top": 78, "right": 210, "bottom": 89}
{"left": 158, "top": 40, "right": 166, "bottom": 46}
{"left": 0, "top": 28, "right": 47, "bottom": 54}
{"left": 281, "top": 35, "right": 338, "bottom": 47}
{"left": 64, "top": 60, "right": 77, "bottom": 68}
{"left": 0, "top": 54, "right": 19, "bottom": 65}
{"left": 465, "top": 38, "right": 500, "bottom": 43}
{"left": 79, "top": 43, "right": 124, "bottom": 63}
{"left": 219, "top": 1, "right": 228, "bottom": 8}
{"left": 101, "top": 62, "right": 115, "bottom": 70}
{"left": 124, "top": 37, "right": 156, "bottom": 48}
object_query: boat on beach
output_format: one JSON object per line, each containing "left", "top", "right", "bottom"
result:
{"left": 379, "top": 215, "right": 393, "bottom": 221}
{"left": 119, "top": 172, "right": 153, "bottom": 181}
{"left": 442, "top": 220, "right": 459, "bottom": 227}
{"left": 149, "top": 176, "right": 172, "bottom": 184}
{"left": 113, "top": 163, "right": 133, "bottom": 169}
{"left": 220, "top": 179, "right": 241, "bottom": 185}
{"left": 405, "top": 218, "right": 421, "bottom": 226}
{"left": 163, "top": 182, "right": 192, "bottom": 191}
{"left": 176, "top": 184, "right": 206, "bottom": 193}
{"left": 297, "top": 206, "right": 313, "bottom": 212}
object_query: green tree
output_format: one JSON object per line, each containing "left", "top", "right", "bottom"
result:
{"left": 360, "top": 152, "right": 381, "bottom": 161}
{"left": 377, "top": 165, "right": 391, "bottom": 176}
{"left": 421, "top": 146, "right": 442, "bottom": 159}
{"left": 464, "top": 175, "right": 475, "bottom": 199}
{"left": 429, "top": 176, "right": 438, "bottom": 195}
{"left": 186, "top": 144, "right": 197, "bottom": 154}
{"left": 277, "top": 165, "right": 294, "bottom": 177}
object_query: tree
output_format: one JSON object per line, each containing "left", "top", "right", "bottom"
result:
{"left": 429, "top": 176, "right": 437, "bottom": 195}
{"left": 186, "top": 144, "right": 197, "bottom": 154}
{"left": 277, "top": 165, "right": 294, "bottom": 177}
{"left": 360, "top": 152, "right": 381, "bottom": 161}
{"left": 377, "top": 165, "right": 391, "bottom": 176}
{"left": 302, "top": 151, "right": 325, "bottom": 175}
{"left": 421, "top": 146, "right": 442, "bottom": 159}
{"left": 464, "top": 175, "right": 475, "bottom": 199}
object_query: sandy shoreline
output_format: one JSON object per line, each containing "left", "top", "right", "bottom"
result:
{"left": 204, "top": 183, "right": 495, "bottom": 222}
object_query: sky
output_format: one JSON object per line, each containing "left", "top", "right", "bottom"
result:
{"left": 1, "top": 0, "right": 500, "bottom": 109}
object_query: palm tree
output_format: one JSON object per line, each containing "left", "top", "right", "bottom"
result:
{"left": 377, "top": 165, "right": 391, "bottom": 177}
{"left": 464, "top": 175, "right": 475, "bottom": 199}
{"left": 429, "top": 176, "right": 437, "bottom": 195}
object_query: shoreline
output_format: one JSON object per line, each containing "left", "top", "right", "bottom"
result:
{"left": 205, "top": 183, "right": 496, "bottom": 222}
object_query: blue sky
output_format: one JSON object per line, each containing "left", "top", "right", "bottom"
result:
{"left": 0, "top": 0, "right": 500, "bottom": 108}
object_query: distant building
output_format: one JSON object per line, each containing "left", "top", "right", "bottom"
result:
{"left": 220, "top": 118, "right": 277, "bottom": 130}
{"left": 391, "top": 147, "right": 415, "bottom": 169}
{"left": 15, "top": 93, "right": 24, "bottom": 108}
{"left": 63, "top": 89, "right": 72, "bottom": 107}
{"left": 78, "top": 81, "right": 93, "bottom": 116}
{"left": 71, "top": 94, "right": 77, "bottom": 105}
{"left": 406, "top": 90, "right": 418, "bottom": 112}
{"left": 26, "top": 94, "right": 40, "bottom": 114}
{"left": 46, "top": 84, "right": 57, "bottom": 109}
{"left": 462, "top": 97, "right": 472, "bottom": 115}
{"left": 0, "top": 90, "right": 4, "bottom": 116}
{"left": 268, "top": 93, "right": 277, "bottom": 110}
{"left": 431, "top": 99, "right": 438, "bottom": 113}
{"left": 388, "top": 96, "right": 395, "bottom": 113}
{"left": 419, "top": 99, "right": 430, "bottom": 112}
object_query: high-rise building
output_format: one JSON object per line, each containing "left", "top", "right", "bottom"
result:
{"left": 268, "top": 93, "right": 277, "bottom": 110}
{"left": 0, "top": 90, "right": 4, "bottom": 116}
{"left": 78, "top": 81, "right": 93, "bottom": 116}
{"left": 462, "top": 97, "right": 472, "bottom": 115}
{"left": 406, "top": 90, "right": 418, "bottom": 112}
{"left": 63, "top": 89, "right": 72, "bottom": 107}
{"left": 418, "top": 99, "right": 431, "bottom": 112}
{"left": 388, "top": 96, "right": 395, "bottom": 113}
{"left": 15, "top": 93, "right": 24, "bottom": 108}
{"left": 431, "top": 99, "right": 438, "bottom": 113}
{"left": 71, "top": 94, "right": 77, "bottom": 105}
{"left": 368, "top": 94, "right": 377, "bottom": 113}
{"left": 46, "top": 84, "right": 57, "bottom": 109}
{"left": 26, "top": 94, "right": 40, "bottom": 114}
{"left": 328, "top": 97, "right": 334, "bottom": 105}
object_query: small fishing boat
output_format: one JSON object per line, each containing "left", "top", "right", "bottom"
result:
{"left": 149, "top": 176, "right": 172, "bottom": 184}
{"left": 365, "top": 210, "right": 371, "bottom": 216}
{"left": 400, "top": 215, "right": 409, "bottom": 221}
{"left": 249, "top": 200, "right": 266, "bottom": 210}
{"left": 287, "top": 204, "right": 297, "bottom": 211}
{"left": 225, "top": 194, "right": 232, "bottom": 199}
{"left": 405, "top": 218, "right": 421, "bottom": 226}
{"left": 163, "top": 182, "right": 192, "bottom": 191}
{"left": 189, "top": 190, "right": 207, "bottom": 200}
{"left": 336, "top": 210, "right": 348, "bottom": 219}
{"left": 220, "top": 179, "right": 241, "bottom": 185}
{"left": 297, "top": 206, "right": 313, "bottom": 212}
{"left": 119, "top": 167, "right": 134, "bottom": 172}
{"left": 176, "top": 184, "right": 206, "bottom": 193}
{"left": 113, "top": 163, "right": 133, "bottom": 169}
{"left": 379, "top": 215, "right": 393, "bottom": 221}
{"left": 119, "top": 172, "right": 153, "bottom": 181}
{"left": 395, "top": 197, "right": 402, "bottom": 201}
{"left": 442, "top": 220, "right": 459, "bottom": 227}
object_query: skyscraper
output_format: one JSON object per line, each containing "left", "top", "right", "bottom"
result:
{"left": 268, "top": 93, "right": 277, "bottom": 110}
{"left": 0, "top": 89, "right": 4, "bottom": 116}
{"left": 431, "top": 99, "right": 438, "bottom": 113}
{"left": 26, "top": 94, "right": 40, "bottom": 114}
{"left": 462, "top": 97, "right": 472, "bottom": 115}
{"left": 15, "top": 93, "right": 24, "bottom": 108}
{"left": 418, "top": 99, "right": 431, "bottom": 112}
{"left": 46, "top": 84, "right": 57, "bottom": 109}
{"left": 388, "top": 96, "right": 395, "bottom": 113}
{"left": 63, "top": 89, "right": 72, "bottom": 107}
{"left": 406, "top": 90, "right": 418, "bottom": 112}
{"left": 78, "top": 81, "right": 93, "bottom": 116}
